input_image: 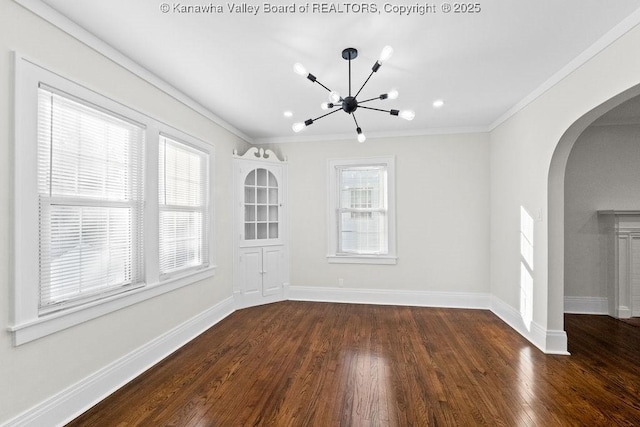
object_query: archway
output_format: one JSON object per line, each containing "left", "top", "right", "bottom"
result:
{"left": 548, "top": 83, "right": 640, "bottom": 350}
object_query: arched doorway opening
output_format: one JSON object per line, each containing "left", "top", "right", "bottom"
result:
{"left": 548, "top": 83, "right": 640, "bottom": 348}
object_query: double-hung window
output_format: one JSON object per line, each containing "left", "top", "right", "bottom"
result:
{"left": 159, "top": 135, "right": 209, "bottom": 276}
{"left": 37, "top": 86, "right": 145, "bottom": 313}
{"left": 327, "top": 157, "right": 397, "bottom": 264}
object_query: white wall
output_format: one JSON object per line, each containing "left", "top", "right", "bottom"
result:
{"left": 0, "top": 0, "right": 248, "bottom": 423}
{"left": 564, "top": 125, "right": 640, "bottom": 299}
{"left": 490, "top": 20, "right": 640, "bottom": 352}
{"left": 272, "top": 133, "right": 490, "bottom": 296}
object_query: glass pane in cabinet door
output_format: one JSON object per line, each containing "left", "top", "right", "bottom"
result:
{"left": 257, "top": 205, "right": 267, "bottom": 221}
{"left": 268, "top": 205, "right": 278, "bottom": 221}
{"left": 245, "top": 170, "right": 256, "bottom": 186}
{"left": 257, "top": 188, "right": 267, "bottom": 204}
{"left": 269, "top": 223, "right": 278, "bottom": 239}
{"left": 268, "top": 188, "right": 278, "bottom": 204}
{"left": 244, "top": 187, "right": 255, "bottom": 204}
{"left": 245, "top": 205, "right": 255, "bottom": 221}
{"left": 257, "top": 223, "right": 268, "bottom": 239}
{"left": 268, "top": 171, "right": 277, "bottom": 187}
{"left": 257, "top": 168, "right": 267, "bottom": 186}
{"left": 245, "top": 223, "right": 256, "bottom": 240}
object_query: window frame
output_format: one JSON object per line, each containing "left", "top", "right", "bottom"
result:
{"left": 158, "top": 133, "right": 211, "bottom": 278}
{"left": 11, "top": 53, "right": 216, "bottom": 346}
{"left": 327, "top": 156, "right": 397, "bottom": 265}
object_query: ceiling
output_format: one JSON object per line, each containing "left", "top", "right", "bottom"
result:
{"left": 35, "top": 0, "right": 640, "bottom": 143}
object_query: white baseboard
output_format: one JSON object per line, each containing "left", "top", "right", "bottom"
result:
{"left": 491, "top": 296, "right": 569, "bottom": 355}
{"left": 564, "top": 296, "right": 609, "bottom": 314}
{"left": 288, "top": 285, "right": 491, "bottom": 309}
{"left": 4, "top": 297, "right": 235, "bottom": 427}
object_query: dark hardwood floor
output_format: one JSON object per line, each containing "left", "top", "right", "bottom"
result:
{"left": 67, "top": 301, "right": 640, "bottom": 426}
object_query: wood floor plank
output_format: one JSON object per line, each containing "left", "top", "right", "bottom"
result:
{"left": 66, "top": 302, "right": 640, "bottom": 426}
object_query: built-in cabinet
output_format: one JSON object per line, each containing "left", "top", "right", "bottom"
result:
{"left": 233, "top": 148, "right": 288, "bottom": 308}
{"left": 599, "top": 210, "right": 640, "bottom": 318}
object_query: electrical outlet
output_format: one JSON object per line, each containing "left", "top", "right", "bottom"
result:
{"left": 338, "top": 278, "right": 344, "bottom": 287}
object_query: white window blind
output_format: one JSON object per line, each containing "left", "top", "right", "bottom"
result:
{"left": 159, "top": 135, "right": 209, "bottom": 275}
{"left": 37, "top": 85, "right": 145, "bottom": 312}
{"left": 337, "top": 165, "right": 388, "bottom": 254}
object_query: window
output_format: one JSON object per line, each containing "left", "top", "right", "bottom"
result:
{"left": 12, "top": 55, "right": 216, "bottom": 345}
{"left": 327, "top": 157, "right": 397, "bottom": 264}
{"left": 37, "top": 86, "right": 145, "bottom": 313}
{"left": 159, "top": 135, "right": 209, "bottom": 276}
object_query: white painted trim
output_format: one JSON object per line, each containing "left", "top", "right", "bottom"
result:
{"left": 288, "top": 285, "right": 491, "bottom": 309}
{"left": 8, "top": 266, "right": 217, "bottom": 346}
{"left": 489, "top": 7, "right": 640, "bottom": 131}
{"left": 564, "top": 296, "right": 609, "bottom": 314}
{"left": 13, "top": 0, "right": 253, "bottom": 144}
{"left": 3, "top": 297, "right": 235, "bottom": 427}
{"left": 490, "top": 296, "right": 569, "bottom": 355}
{"left": 326, "top": 255, "right": 398, "bottom": 265}
{"left": 327, "top": 157, "right": 397, "bottom": 262}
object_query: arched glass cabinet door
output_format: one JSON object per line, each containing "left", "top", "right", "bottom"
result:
{"left": 243, "top": 168, "right": 279, "bottom": 242}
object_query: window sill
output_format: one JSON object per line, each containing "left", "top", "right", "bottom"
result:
{"left": 8, "top": 266, "right": 216, "bottom": 346}
{"left": 326, "top": 255, "right": 398, "bottom": 265}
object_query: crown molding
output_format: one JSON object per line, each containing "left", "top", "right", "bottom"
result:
{"left": 14, "top": 0, "right": 254, "bottom": 145}
{"left": 253, "top": 125, "right": 490, "bottom": 144}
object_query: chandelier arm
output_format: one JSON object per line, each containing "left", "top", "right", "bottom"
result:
{"left": 311, "top": 107, "right": 343, "bottom": 122}
{"left": 352, "top": 112, "right": 360, "bottom": 128}
{"left": 314, "top": 79, "right": 333, "bottom": 93}
{"left": 359, "top": 105, "right": 391, "bottom": 113}
{"left": 354, "top": 70, "right": 376, "bottom": 98}
{"left": 358, "top": 96, "right": 383, "bottom": 104}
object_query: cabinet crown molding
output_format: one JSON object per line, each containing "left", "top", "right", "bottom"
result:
{"left": 233, "top": 147, "right": 286, "bottom": 162}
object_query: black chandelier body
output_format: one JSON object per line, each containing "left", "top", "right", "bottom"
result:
{"left": 292, "top": 46, "right": 415, "bottom": 142}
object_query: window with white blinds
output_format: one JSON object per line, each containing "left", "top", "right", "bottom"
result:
{"left": 327, "top": 157, "right": 397, "bottom": 264}
{"left": 13, "top": 57, "right": 217, "bottom": 345}
{"left": 159, "top": 135, "right": 209, "bottom": 275}
{"left": 37, "top": 85, "right": 145, "bottom": 312}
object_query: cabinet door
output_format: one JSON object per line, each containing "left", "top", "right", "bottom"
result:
{"left": 239, "top": 247, "right": 263, "bottom": 296}
{"left": 262, "top": 246, "right": 283, "bottom": 297}
{"left": 242, "top": 166, "right": 282, "bottom": 245}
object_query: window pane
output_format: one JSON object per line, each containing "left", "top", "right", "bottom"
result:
{"left": 339, "top": 167, "right": 385, "bottom": 209}
{"left": 38, "top": 89, "right": 143, "bottom": 201}
{"left": 40, "top": 205, "right": 133, "bottom": 307}
{"left": 159, "top": 210, "right": 203, "bottom": 273}
{"left": 159, "top": 138, "right": 203, "bottom": 207}
{"left": 339, "top": 211, "right": 387, "bottom": 254}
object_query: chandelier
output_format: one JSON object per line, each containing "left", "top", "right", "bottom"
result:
{"left": 292, "top": 46, "right": 415, "bottom": 142}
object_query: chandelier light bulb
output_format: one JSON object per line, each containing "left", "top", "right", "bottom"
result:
{"left": 399, "top": 110, "right": 415, "bottom": 121}
{"left": 321, "top": 102, "right": 330, "bottom": 110}
{"left": 293, "top": 63, "right": 308, "bottom": 77}
{"left": 329, "top": 91, "right": 341, "bottom": 104}
{"left": 292, "top": 122, "right": 306, "bottom": 132}
{"left": 357, "top": 127, "right": 366, "bottom": 143}
{"left": 379, "top": 45, "right": 394, "bottom": 62}
{"left": 387, "top": 89, "right": 399, "bottom": 100}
